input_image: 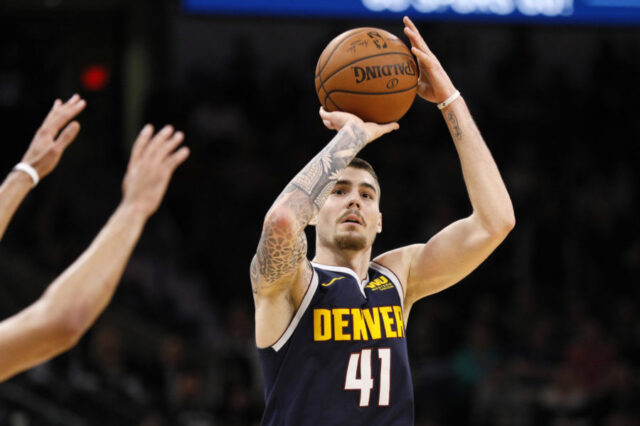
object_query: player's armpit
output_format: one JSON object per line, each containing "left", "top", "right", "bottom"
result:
{"left": 404, "top": 213, "right": 512, "bottom": 305}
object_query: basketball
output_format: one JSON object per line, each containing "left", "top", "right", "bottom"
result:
{"left": 315, "top": 28, "right": 418, "bottom": 123}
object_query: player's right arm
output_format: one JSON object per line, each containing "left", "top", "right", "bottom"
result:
{"left": 0, "top": 124, "right": 189, "bottom": 382}
{"left": 251, "top": 109, "right": 398, "bottom": 347}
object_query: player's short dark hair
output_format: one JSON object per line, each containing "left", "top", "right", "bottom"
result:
{"left": 348, "top": 157, "right": 380, "bottom": 198}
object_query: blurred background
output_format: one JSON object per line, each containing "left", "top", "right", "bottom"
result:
{"left": 1, "top": 0, "right": 639, "bottom": 425}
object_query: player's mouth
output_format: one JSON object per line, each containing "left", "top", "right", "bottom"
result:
{"left": 340, "top": 213, "right": 365, "bottom": 227}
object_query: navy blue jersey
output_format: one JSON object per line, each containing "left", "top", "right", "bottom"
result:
{"left": 258, "top": 262, "right": 414, "bottom": 426}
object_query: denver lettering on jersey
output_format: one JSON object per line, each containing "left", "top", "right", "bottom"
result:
{"left": 313, "top": 306, "right": 404, "bottom": 342}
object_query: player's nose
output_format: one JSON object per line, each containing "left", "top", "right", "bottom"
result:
{"left": 346, "top": 193, "right": 361, "bottom": 210}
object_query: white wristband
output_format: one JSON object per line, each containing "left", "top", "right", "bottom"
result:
{"left": 13, "top": 162, "right": 40, "bottom": 187}
{"left": 437, "top": 90, "right": 461, "bottom": 110}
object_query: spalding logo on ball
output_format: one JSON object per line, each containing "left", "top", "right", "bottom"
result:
{"left": 315, "top": 28, "right": 418, "bottom": 123}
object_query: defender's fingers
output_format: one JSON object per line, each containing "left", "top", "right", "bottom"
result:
{"left": 148, "top": 125, "right": 174, "bottom": 151}
{"left": 166, "top": 146, "right": 190, "bottom": 171}
{"left": 42, "top": 97, "right": 86, "bottom": 133}
{"left": 131, "top": 124, "right": 154, "bottom": 161}
{"left": 54, "top": 121, "right": 81, "bottom": 150}
{"left": 159, "top": 131, "right": 185, "bottom": 158}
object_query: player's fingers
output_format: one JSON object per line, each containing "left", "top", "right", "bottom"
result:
{"left": 54, "top": 121, "right": 81, "bottom": 150}
{"left": 166, "top": 146, "right": 190, "bottom": 172}
{"left": 320, "top": 108, "right": 347, "bottom": 126}
{"left": 411, "top": 47, "right": 437, "bottom": 69}
{"left": 404, "top": 27, "right": 431, "bottom": 57}
{"left": 381, "top": 122, "right": 400, "bottom": 134}
{"left": 403, "top": 16, "right": 423, "bottom": 42}
{"left": 131, "top": 124, "right": 154, "bottom": 161}
{"left": 320, "top": 110, "right": 337, "bottom": 129}
{"left": 403, "top": 18, "right": 433, "bottom": 54}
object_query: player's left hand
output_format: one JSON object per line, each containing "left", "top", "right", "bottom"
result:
{"left": 21, "top": 94, "right": 86, "bottom": 180}
{"left": 403, "top": 16, "right": 457, "bottom": 104}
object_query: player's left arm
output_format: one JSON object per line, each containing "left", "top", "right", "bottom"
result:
{"left": 375, "top": 17, "right": 515, "bottom": 309}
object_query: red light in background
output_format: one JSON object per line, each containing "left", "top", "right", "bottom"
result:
{"left": 81, "top": 64, "right": 110, "bottom": 91}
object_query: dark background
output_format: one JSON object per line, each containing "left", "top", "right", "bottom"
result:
{"left": 1, "top": 0, "right": 639, "bottom": 425}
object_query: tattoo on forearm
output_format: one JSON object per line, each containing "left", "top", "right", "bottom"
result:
{"left": 290, "top": 122, "right": 367, "bottom": 210}
{"left": 447, "top": 111, "right": 463, "bottom": 140}
{"left": 252, "top": 121, "right": 367, "bottom": 289}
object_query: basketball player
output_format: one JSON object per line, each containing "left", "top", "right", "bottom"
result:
{"left": 0, "top": 94, "right": 189, "bottom": 382}
{"left": 251, "top": 17, "right": 515, "bottom": 425}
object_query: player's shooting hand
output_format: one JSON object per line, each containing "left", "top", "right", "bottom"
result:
{"left": 319, "top": 107, "right": 399, "bottom": 144}
{"left": 21, "top": 94, "right": 86, "bottom": 179}
{"left": 403, "top": 16, "right": 457, "bottom": 104}
{"left": 121, "top": 125, "right": 189, "bottom": 218}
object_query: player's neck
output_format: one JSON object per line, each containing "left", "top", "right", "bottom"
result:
{"left": 312, "top": 246, "right": 372, "bottom": 281}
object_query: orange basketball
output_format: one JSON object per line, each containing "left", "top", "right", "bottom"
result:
{"left": 315, "top": 28, "right": 418, "bottom": 124}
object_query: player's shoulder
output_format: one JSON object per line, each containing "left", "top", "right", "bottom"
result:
{"left": 372, "top": 244, "right": 422, "bottom": 290}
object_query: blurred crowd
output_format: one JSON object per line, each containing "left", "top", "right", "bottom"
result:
{"left": 1, "top": 12, "right": 639, "bottom": 426}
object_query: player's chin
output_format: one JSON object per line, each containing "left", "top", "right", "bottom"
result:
{"left": 335, "top": 232, "right": 367, "bottom": 251}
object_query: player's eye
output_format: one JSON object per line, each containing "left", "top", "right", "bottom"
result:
{"left": 362, "top": 192, "right": 373, "bottom": 199}
{"left": 333, "top": 189, "right": 345, "bottom": 195}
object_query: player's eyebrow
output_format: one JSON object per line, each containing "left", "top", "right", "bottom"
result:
{"left": 335, "top": 180, "right": 378, "bottom": 195}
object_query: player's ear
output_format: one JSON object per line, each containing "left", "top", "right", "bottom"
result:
{"left": 376, "top": 212, "right": 382, "bottom": 233}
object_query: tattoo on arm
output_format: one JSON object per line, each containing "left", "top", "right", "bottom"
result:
{"left": 289, "top": 121, "right": 367, "bottom": 211}
{"left": 446, "top": 111, "right": 463, "bottom": 140}
{"left": 253, "top": 220, "right": 308, "bottom": 288}
{"left": 252, "top": 121, "right": 367, "bottom": 289}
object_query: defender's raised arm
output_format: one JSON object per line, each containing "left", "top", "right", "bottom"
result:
{"left": 0, "top": 95, "right": 86, "bottom": 241}
{"left": 0, "top": 124, "right": 189, "bottom": 382}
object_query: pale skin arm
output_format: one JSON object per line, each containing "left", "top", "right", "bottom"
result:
{"left": 0, "top": 95, "right": 86, "bottom": 241}
{"left": 372, "top": 17, "right": 515, "bottom": 315}
{"left": 0, "top": 123, "right": 189, "bottom": 382}
{"left": 250, "top": 110, "right": 398, "bottom": 347}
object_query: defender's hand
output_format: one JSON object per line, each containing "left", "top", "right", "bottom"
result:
{"left": 21, "top": 94, "right": 86, "bottom": 179}
{"left": 403, "top": 16, "right": 457, "bottom": 104}
{"left": 121, "top": 125, "right": 189, "bottom": 218}
{"left": 319, "top": 107, "right": 399, "bottom": 144}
